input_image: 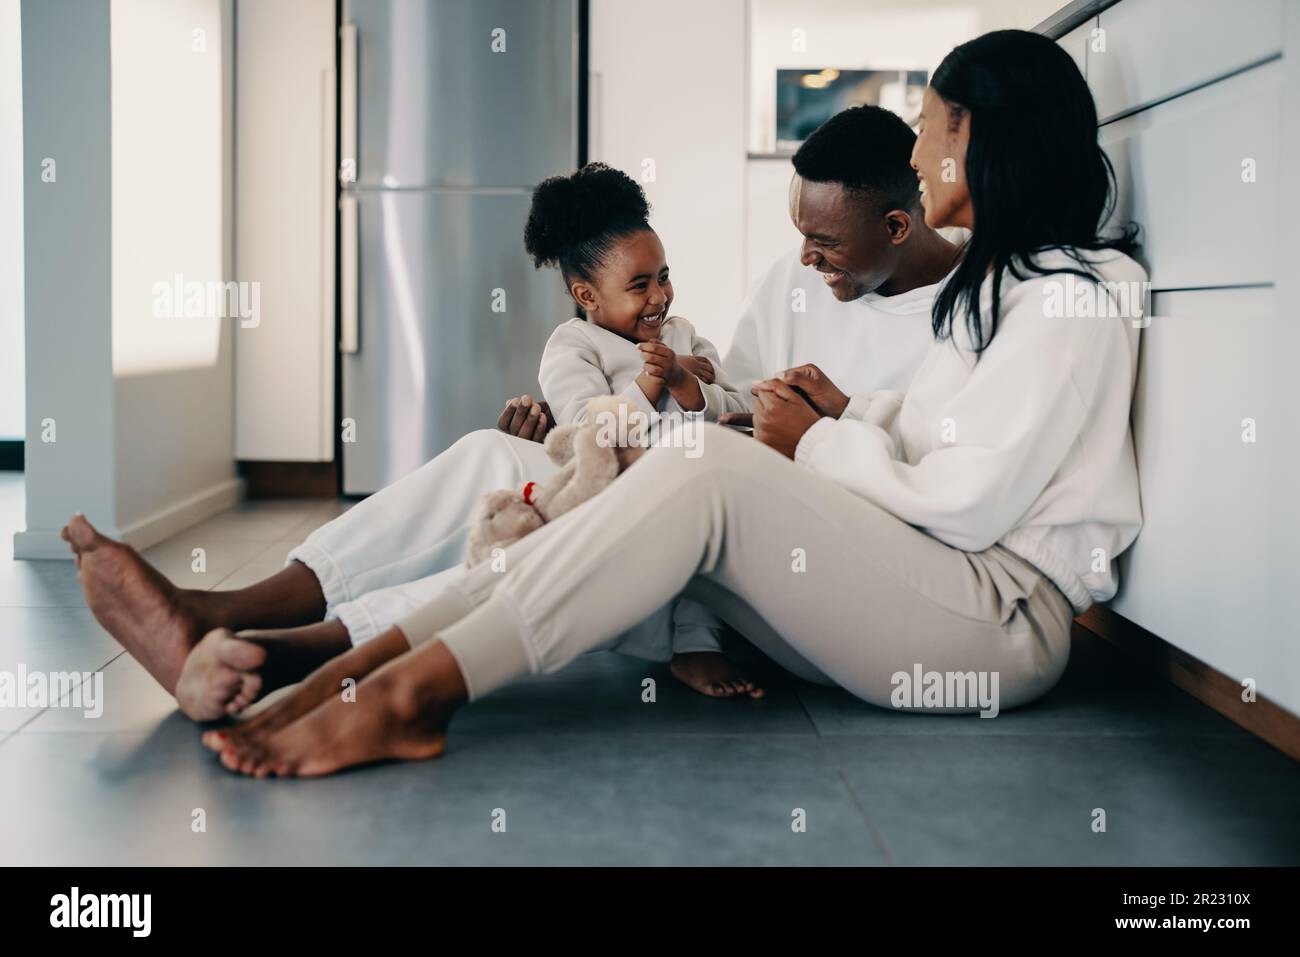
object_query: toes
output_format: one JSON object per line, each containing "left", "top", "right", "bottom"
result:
{"left": 215, "top": 634, "right": 268, "bottom": 671}
{"left": 201, "top": 729, "right": 229, "bottom": 752}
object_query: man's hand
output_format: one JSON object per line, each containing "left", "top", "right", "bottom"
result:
{"left": 717, "top": 412, "right": 754, "bottom": 431}
{"left": 779, "top": 363, "right": 849, "bottom": 419}
{"left": 496, "top": 395, "right": 551, "bottom": 443}
{"left": 677, "top": 354, "right": 716, "bottom": 384}
{"left": 751, "top": 378, "right": 823, "bottom": 459}
{"left": 638, "top": 340, "right": 685, "bottom": 388}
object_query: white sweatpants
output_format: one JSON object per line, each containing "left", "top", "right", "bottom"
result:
{"left": 286, "top": 428, "right": 723, "bottom": 661}
{"left": 398, "top": 423, "right": 1075, "bottom": 713}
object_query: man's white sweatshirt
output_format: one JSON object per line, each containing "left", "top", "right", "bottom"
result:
{"left": 794, "top": 248, "right": 1147, "bottom": 612}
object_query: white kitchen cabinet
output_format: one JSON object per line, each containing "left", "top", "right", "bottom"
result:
{"left": 1114, "top": 287, "right": 1293, "bottom": 708}
{"left": 1101, "top": 60, "right": 1280, "bottom": 290}
{"left": 1089, "top": 0, "right": 1283, "bottom": 122}
{"left": 234, "top": 0, "right": 336, "bottom": 461}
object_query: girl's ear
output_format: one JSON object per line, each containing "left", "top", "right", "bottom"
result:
{"left": 570, "top": 279, "right": 600, "bottom": 313}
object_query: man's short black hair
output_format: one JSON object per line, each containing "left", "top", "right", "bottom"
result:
{"left": 791, "top": 105, "right": 921, "bottom": 214}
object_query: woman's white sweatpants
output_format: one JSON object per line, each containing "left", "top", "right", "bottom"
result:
{"left": 397, "top": 423, "right": 1075, "bottom": 714}
{"left": 286, "top": 428, "right": 725, "bottom": 661}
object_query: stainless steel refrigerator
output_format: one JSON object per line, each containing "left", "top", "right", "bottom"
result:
{"left": 339, "top": 0, "right": 580, "bottom": 494}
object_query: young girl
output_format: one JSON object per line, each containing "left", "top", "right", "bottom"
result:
{"left": 522, "top": 163, "right": 760, "bottom": 698}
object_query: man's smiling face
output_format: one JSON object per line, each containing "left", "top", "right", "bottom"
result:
{"left": 789, "top": 175, "right": 899, "bottom": 302}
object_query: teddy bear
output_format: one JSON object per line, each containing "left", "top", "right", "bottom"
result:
{"left": 465, "top": 395, "right": 649, "bottom": 567}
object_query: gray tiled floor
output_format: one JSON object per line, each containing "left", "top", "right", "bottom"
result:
{"left": 1, "top": 471, "right": 1297, "bottom": 865}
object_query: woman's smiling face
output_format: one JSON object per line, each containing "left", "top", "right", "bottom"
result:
{"left": 572, "top": 229, "right": 674, "bottom": 343}
{"left": 911, "top": 87, "right": 973, "bottom": 230}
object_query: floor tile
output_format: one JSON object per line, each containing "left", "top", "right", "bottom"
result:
{"left": 0, "top": 726, "right": 880, "bottom": 866}
{"left": 21, "top": 653, "right": 177, "bottom": 735}
{"left": 0, "top": 556, "right": 87, "bottom": 608}
{"left": 826, "top": 732, "right": 1300, "bottom": 865}
{"left": 796, "top": 626, "right": 1249, "bottom": 738}
{"left": 0, "top": 607, "right": 123, "bottom": 732}
{"left": 454, "top": 650, "right": 816, "bottom": 737}
{"left": 141, "top": 536, "right": 270, "bottom": 590}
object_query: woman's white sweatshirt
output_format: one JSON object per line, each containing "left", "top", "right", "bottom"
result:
{"left": 794, "top": 248, "right": 1147, "bottom": 612}
{"left": 539, "top": 316, "right": 749, "bottom": 426}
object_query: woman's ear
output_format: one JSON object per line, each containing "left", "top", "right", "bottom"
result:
{"left": 884, "top": 209, "right": 914, "bottom": 245}
{"left": 570, "top": 279, "right": 600, "bottom": 313}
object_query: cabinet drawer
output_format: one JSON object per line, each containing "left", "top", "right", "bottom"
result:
{"left": 1100, "top": 59, "right": 1279, "bottom": 290}
{"left": 1114, "top": 287, "right": 1290, "bottom": 697}
{"left": 1058, "top": 17, "right": 1094, "bottom": 80}
{"left": 1090, "top": 0, "right": 1283, "bottom": 121}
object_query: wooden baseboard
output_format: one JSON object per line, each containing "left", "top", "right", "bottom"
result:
{"left": 237, "top": 461, "right": 338, "bottom": 499}
{"left": 1076, "top": 604, "right": 1300, "bottom": 763}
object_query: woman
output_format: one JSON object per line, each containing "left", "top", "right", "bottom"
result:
{"left": 212, "top": 29, "right": 1147, "bottom": 778}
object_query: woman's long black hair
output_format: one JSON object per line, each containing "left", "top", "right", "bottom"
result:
{"left": 930, "top": 29, "right": 1139, "bottom": 350}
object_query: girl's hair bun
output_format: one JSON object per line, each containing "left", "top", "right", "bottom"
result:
{"left": 524, "top": 163, "right": 652, "bottom": 278}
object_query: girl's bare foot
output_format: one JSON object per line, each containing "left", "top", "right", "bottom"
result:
{"left": 201, "top": 628, "right": 411, "bottom": 753}
{"left": 62, "top": 514, "right": 207, "bottom": 694}
{"left": 175, "top": 629, "right": 267, "bottom": 721}
{"left": 218, "top": 640, "right": 467, "bottom": 778}
{"left": 670, "top": 651, "right": 766, "bottom": 699}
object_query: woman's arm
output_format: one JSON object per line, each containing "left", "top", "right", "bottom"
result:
{"left": 795, "top": 293, "right": 1133, "bottom": 552}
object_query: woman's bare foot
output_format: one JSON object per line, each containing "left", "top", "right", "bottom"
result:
{"left": 174, "top": 629, "right": 267, "bottom": 722}
{"left": 218, "top": 640, "right": 467, "bottom": 778}
{"left": 62, "top": 514, "right": 207, "bottom": 694}
{"left": 200, "top": 628, "right": 412, "bottom": 754}
{"left": 670, "top": 652, "right": 765, "bottom": 699}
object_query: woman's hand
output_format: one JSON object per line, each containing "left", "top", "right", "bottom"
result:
{"left": 779, "top": 364, "right": 850, "bottom": 419}
{"left": 677, "top": 355, "right": 716, "bottom": 384}
{"left": 752, "top": 378, "right": 823, "bottom": 459}
{"left": 496, "top": 395, "right": 551, "bottom": 443}
{"left": 638, "top": 340, "right": 685, "bottom": 388}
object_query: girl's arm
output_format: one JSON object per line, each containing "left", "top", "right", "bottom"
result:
{"left": 538, "top": 324, "right": 658, "bottom": 426}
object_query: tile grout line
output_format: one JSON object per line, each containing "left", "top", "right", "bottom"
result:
{"left": 0, "top": 649, "right": 127, "bottom": 745}
{"left": 793, "top": 685, "right": 897, "bottom": 865}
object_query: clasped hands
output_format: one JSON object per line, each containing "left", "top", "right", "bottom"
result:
{"left": 717, "top": 363, "right": 848, "bottom": 459}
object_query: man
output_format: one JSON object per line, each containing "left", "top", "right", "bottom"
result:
{"left": 63, "top": 106, "right": 961, "bottom": 717}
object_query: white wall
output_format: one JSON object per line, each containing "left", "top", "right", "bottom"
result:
{"left": 110, "top": 0, "right": 239, "bottom": 537}
{"left": 743, "top": 0, "right": 1069, "bottom": 290}
{"left": 589, "top": 0, "right": 748, "bottom": 354}
{"left": 16, "top": 0, "right": 240, "bottom": 559}
{"left": 0, "top": 0, "right": 23, "bottom": 441}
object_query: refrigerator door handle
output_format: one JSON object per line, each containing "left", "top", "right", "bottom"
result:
{"left": 339, "top": 193, "right": 359, "bottom": 355}
{"left": 339, "top": 22, "right": 357, "bottom": 185}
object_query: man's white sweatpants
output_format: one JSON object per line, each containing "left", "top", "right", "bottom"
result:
{"left": 286, "top": 428, "right": 723, "bottom": 660}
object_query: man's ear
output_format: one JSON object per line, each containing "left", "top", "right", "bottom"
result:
{"left": 570, "top": 279, "right": 599, "bottom": 313}
{"left": 883, "top": 209, "right": 914, "bottom": 245}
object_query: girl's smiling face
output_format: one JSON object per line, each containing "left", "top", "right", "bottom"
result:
{"left": 911, "top": 86, "right": 973, "bottom": 230}
{"left": 570, "top": 229, "right": 673, "bottom": 343}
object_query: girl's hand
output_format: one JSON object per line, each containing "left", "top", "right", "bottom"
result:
{"left": 677, "top": 355, "right": 716, "bottom": 384}
{"left": 751, "top": 378, "right": 823, "bottom": 459}
{"left": 639, "top": 341, "right": 684, "bottom": 387}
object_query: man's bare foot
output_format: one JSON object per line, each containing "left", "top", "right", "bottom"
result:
{"left": 217, "top": 640, "right": 467, "bottom": 779}
{"left": 174, "top": 629, "right": 267, "bottom": 722}
{"left": 670, "top": 652, "right": 766, "bottom": 699}
{"left": 200, "top": 628, "right": 411, "bottom": 754}
{"left": 62, "top": 513, "right": 206, "bottom": 694}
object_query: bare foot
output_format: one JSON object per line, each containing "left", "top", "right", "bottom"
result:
{"left": 200, "top": 628, "right": 412, "bottom": 754}
{"left": 175, "top": 629, "right": 266, "bottom": 722}
{"left": 62, "top": 513, "right": 205, "bottom": 694}
{"left": 217, "top": 641, "right": 467, "bottom": 779}
{"left": 670, "top": 652, "right": 766, "bottom": 699}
